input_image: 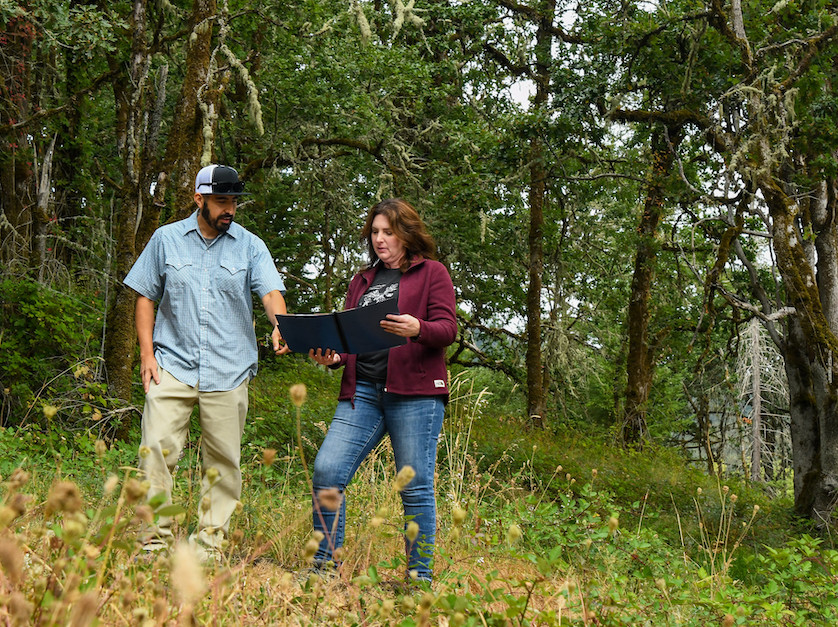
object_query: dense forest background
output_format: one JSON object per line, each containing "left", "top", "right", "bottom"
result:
{"left": 4, "top": 0, "right": 838, "bottom": 527}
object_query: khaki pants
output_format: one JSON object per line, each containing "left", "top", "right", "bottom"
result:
{"left": 139, "top": 369, "right": 248, "bottom": 551}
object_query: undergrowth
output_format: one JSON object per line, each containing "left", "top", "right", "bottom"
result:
{"left": 0, "top": 364, "right": 836, "bottom": 625}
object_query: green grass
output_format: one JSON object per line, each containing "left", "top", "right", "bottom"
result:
{"left": 0, "top": 359, "right": 835, "bottom": 625}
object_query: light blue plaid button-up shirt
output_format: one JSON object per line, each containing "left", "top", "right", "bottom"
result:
{"left": 124, "top": 211, "right": 285, "bottom": 392}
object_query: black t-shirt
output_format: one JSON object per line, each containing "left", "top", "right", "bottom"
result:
{"left": 356, "top": 266, "right": 401, "bottom": 383}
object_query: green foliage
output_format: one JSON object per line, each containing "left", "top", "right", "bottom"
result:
{"left": 0, "top": 278, "right": 105, "bottom": 422}
{"left": 0, "top": 366, "right": 832, "bottom": 625}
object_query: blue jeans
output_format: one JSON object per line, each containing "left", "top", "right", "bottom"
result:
{"left": 311, "top": 380, "right": 445, "bottom": 580}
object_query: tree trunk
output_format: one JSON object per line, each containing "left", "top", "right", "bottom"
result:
{"left": 103, "top": 0, "right": 151, "bottom": 403}
{"left": 525, "top": 0, "right": 555, "bottom": 427}
{"left": 103, "top": 0, "right": 218, "bottom": 405}
{"left": 322, "top": 199, "right": 333, "bottom": 311}
{"left": 164, "top": 0, "right": 218, "bottom": 219}
{"left": 764, "top": 179, "right": 838, "bottom": 522}
{"left": 0, "top": 13, "right": 35, "bottom": 268}
{"left": 621, "top": 127, "right": 678, "bottom": 447}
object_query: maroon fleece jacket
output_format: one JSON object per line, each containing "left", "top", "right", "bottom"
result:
{"left": 334, "top": 257, "right": 457, "bottom": 401}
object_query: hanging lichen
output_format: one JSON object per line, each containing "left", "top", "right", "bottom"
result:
{"left": 351, "top": 1, "right": 373, "bottom": 45}
{"left": 199, "top": 100, "right": 217, "bottom": 166}
{"left": 220, "top": 44, "right": 265, "bottom": 136}
{"left": 190, "top": 18, "right": 212, "bottom": 48}
{"left": 390, "top": 0, "right": 425, "bottom": 39}
{"left": 156, "top": 0, "right": 179, "bottom": 16}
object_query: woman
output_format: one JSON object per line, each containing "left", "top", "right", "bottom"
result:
{"left": 308, "top": 198, "right": 457, "bottom": 583}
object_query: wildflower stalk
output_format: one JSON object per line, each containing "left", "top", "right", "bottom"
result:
{"left": 95, "top": 467, "right": 132, "bottom": 589}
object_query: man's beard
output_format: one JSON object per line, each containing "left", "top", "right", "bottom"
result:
{"left": 202, "top": 202, "right": 233, "bottom": 233}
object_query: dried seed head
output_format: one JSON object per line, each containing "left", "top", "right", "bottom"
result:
{"left": 401, "top": 596, "right": 416, "bottom": 611}
{"left": 133, "top": 504, "right": 154, "bottom": 524}
{"left": 289, "top": 383, "right": 307, "bottom": 407}
{"left": 722, "top": 615, "right": 735, "bottom": 627}
{"left": 234, "top": 500, "right": 244, "bottom": 514}
{"left": 378, "top": 599, "right": 395, "bottom": 618}
{"left": 316, "top": 488, "right": 343, "bottom": 511}
{"left": 63, "top": 515, "right": 87, "bottom": 540}
{"left": 45, "top": 481, "right": 82, "bottom": 517}
{"left": 696, "top": 487, "right": 702, "bottom": 495}
{"left": 138, "top": 446, "right": 151, "bottom": 459}
{"left": 153, "top": 598, "right": 168, "bottom": 621}
{"left": 591, "top": 468, "right": 598, "bottom": 478}
{"left": 419, "top": 591, "right": 435, "bottom": 610}
{"left": 406, "top": 520, "right": 420, "bottom": 543}
{"left": 394, "top": 465, "right": 416, "bottom": 492}
{"left": 7, "top": 468, "right": 30, "bottom": 490}
{"left": 9, "top": 493, "right": 30, "bottom": 516}
{"left": 69, "top": 590, "right": 98, "bottom": 627}
{"left": 452, "top": 505, "right": 467, "bottom": 526}
{"left": 722, "top": 485, "right": 730, "bottom": 494}
{"left": 506, "top": 523, "right": 523, "bottom": 545}
{"left": 231, "top": 529, "right": 244, "bottom": 545}
{"left": 43, "top": 404, "right": 58, "bottom": 419}
{"left": 94, "top": 440, "right": 108, "bottom": 459}
{"left": 9, "top": 591, "right": 32, "bottom": 624}
{"left": 730, "top": 494, "right": 738, "bottom": 504}
{"left": 161, "top": 448, "right": 170, "bottom": 457}
{"left": 201, "top": 496, "right": 211, "bottom": 512}
{"left": 303, "top": 538, "right": 320, "bottom": 561}
{"left": 608, "top": 516, "right": 619, "bottom": 534}
{"left": 104, "top": 475, "right": 119, "bottom": 495}
{"left": 0, "top": 537, "right": 24, "bottom": 584}
{"left": 123, "top": 478, "right": 147, "bottom": 504}
{"left": 171, "top": 542, "right": 207, "bottom": 605}
{"left": 261, "top": 448, "right": 277, "bottom": 466}
{"left": 205, "top": 467, "right": 220, "bottom": 484}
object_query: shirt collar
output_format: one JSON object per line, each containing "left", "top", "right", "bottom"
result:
{"left": 183, "top": 210, "right": 240, "bottom": 240}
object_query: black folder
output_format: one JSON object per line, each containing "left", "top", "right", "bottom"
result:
{"left": 275, "top": 298, "right": 408, "bottom": 354}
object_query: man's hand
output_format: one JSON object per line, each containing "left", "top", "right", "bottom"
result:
{"left": 262, "top": 290, "right": 290, "bottom": 356}
{"left": 140, "top": 354, "right": 161, "bottom": 394}
{"left": 272, "top": 325, "right": 291, "bottom": 355}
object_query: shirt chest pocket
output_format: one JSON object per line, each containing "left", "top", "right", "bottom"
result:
{"left": 218, "top": 258, "right": 248, "bottom": 295}
{"left": 164, "top": 258, "right": 192, "bottom": 293}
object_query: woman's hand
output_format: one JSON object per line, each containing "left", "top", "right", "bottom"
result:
{"left": 309, "top": 347, "right": 341, "bottom": 366}
{"left": 381, "top": 313, "right": 421, "bottom": 338}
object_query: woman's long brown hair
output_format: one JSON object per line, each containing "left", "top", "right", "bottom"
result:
{"left": 361, "top": 198, "right": 437, "bottom": 272}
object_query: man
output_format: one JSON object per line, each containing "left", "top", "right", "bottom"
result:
{"left": 124, "top": 164, "right": 288, "bottom": 559}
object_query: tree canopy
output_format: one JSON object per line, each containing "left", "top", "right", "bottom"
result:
{"left": 5, "top": 0, "right": 838, "bottom": 521}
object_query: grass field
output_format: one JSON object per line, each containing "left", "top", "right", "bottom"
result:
{"left": 1, "top": 359, "right": 836, "bottom": 625}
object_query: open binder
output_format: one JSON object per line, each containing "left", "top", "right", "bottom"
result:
{"left": 275, "top": 298, "right": 408, "bottom": 355}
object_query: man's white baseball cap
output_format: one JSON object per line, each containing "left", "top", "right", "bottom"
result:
{"left": 194, "top": 164, "right": 247, "bottom": 195}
